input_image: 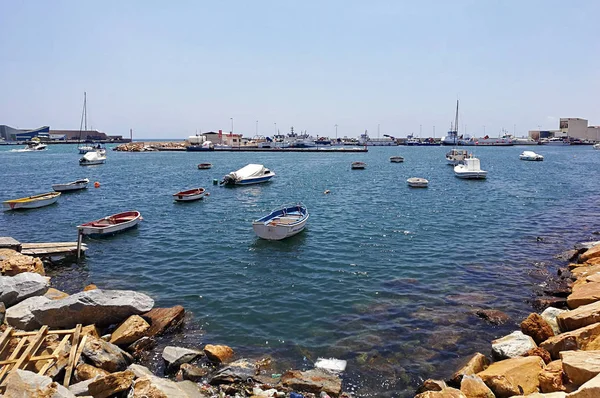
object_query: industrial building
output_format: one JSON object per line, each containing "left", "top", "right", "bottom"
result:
{"left": 529, "top": 118, "right": 600, "bottom": 142}
{"left": 0, "top": 125, "right": 126, "bottom": 142}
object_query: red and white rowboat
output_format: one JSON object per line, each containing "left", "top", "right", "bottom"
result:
{"left": 77, "top": 211, "right": 142, "bottom": 236}
{"left": 173, "top": 188, "right": 207, "bottom": 202}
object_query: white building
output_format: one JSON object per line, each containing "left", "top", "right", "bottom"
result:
{"left": 529, "top": 118, "right": 600, "bottom": 142}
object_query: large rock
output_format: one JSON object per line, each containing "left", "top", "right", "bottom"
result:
{"left": 477, "top": 356, "right": 545, "bottom": 398}
{"left": 88, "top": 370, "right": 135, "bottom": 398}
{"left": 540, "top": 323, "right": 600, "bottom": 359}
{"left": 32, "top": 289, "right": 154, "bottom": 328}
{"left": 542, "top": 307, "right": 568, "bottom": 335}
{"left": 416, "top": 379, "right": 446, "bottom": 393}
{"left": 82, "top": 336, "right": 132, "bottom": 372}
{"left": 204, "top": 344, "right": 234, "bottom": 363}
{"left": 567, "top": 282, "right": 600, "bottom": 309}
{"left": 133, "top": 374, "right": 206, "bottom": 397}
{"left": 492, "top": 331, "right": 538, "bottom": 360}
{"left": 522, "top": 313, "right": 555, "bottom": 345}
{"left": 178, "top": 363, "right": 209, "bottom": 382}
{"left": 558, "top": 301, "right": 600, "bottom": 332}
{"left": 4, "top": 369, "right": 75, "bottom": 397}
{"left": 459, "top": 374, "right": 494, "bottom": 398}
{"left": 414, "top": 388, "right": 466, "bottom": 398}
{"left": 128, "top": 363, "right": 154, "bottom": 378}
{"left": 281, "top": 369, "right": 342, "bottom": 397}
{"left": 0, "top": 272, "right": 49, "bottom": 307}
{"left": 0, "top": 252, "right": 45, "bottom": 276}
{"left": 142, "top": 305, "right": 185, "bottom": 336}
{"left": 209, "top": 358, "right": 257, "bottom": 384}
{"left": 5, "top": 295, "right": 50, "bottom": 330}
{"left": 539, "top": 360, "right": 567, "bottom": 393}
{"left": 74, "top": 363, "right": 110, "bottom": 382}
{"left": 162, "top": 346, "right": 202, "bottom": 372}
{"left": 560, "top": 350, "right": 600, "bottom": 386}
{"left": 581, "top": 244, "right": 600, "bottom": 263}
{"left": 45, "top": 287, "right": 69, "bottom": 300}
{"left": 526, "top": 347, "right": 552, "bottom": 364}
{"left": 109, "top": 315, "right": 150, "bottom": 345}
{"left": 68, "top": 376, "right": 101, "bottom": 396}
{"left": 450, "top": 353, "right": 490, "bottom": 386}
{"left": 568, "top": 372, "right": 600, "bottom": 398}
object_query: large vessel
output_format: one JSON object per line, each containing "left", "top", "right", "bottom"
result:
{"left": 358, "top": 131, "right": 398, "bottom": 146}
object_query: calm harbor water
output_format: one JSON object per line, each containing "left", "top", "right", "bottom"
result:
{"left": 1, "top": 143, "right": 599, "bottom": 396}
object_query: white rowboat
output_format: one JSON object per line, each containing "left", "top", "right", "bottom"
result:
{"left": 3, "top": 192, "right": 61, "bottom": 210}
{"left": 407, "top": 177, "right": 428, "bottom": 188}
{"left": 77, "top": 211, "right": 142, "bottom": 236}
{"left": 173, "top": 188, "right": 207, "bottom": 202}
{"left": 252, "top": 204, "right": 309, "bottom": 241}
{"left": 52, "top": 178, "right": 90, "bottom": 192}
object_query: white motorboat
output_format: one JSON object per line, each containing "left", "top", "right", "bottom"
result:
{"left": 407, "top": 177, "right": 428, "bottom": 188}
{"left": 446, "top": 148, "right": 469, "bottom": 165}
{"left": 454, "top": 155, "right": 487, "bottom": 179}
{"left": 220, "top": 164, "right": 275, "bottom": 185}
{"left": 79, "top": 150, "right": 106, "bottom": 165}
{"left": 78, "top": 145, "right": 95, "bottom": 154}
{"left": 3, "top": 192, "right": 61, "bottom": 210}
{"left": 173, "top": 187, "right": 207, "bottom": 202}
{"left": 252, "top": 203, "right": 309, "bottom": 240}
{"left": 351, "top": 161, "right": 366, "bottom": 169}
{"left": 52, "top": 178, "right": 90, "bottom": 192}
{"left": 77, "top": 211, "right": 142, "bottom": 237}
{"left": 593, "top": 143, "right": 600, "bottom": 150}
{"left": 519, "top": 151, "right": 544, "bottom": 161}
{"left": 512, "top": 137, "right": 539, "bottom": 145}
{"left": 390, "top": 156, "right": 404, "bottom": 163}
{"left": 540, "top": 137, "right": 569, "bottom": 146}
{"left": 10, "top": 142, "right": 47, "bottom": 152}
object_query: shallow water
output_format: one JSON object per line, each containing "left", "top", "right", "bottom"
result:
{"left": 1, "top": 144, "right": 599, "bottom": 396}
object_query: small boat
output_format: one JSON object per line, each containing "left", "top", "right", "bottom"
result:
{"left": 252, "top": 203, "right": 309, "bottom": 241}
{"left": 407, "top": 177, "right": 428, "bottom": 188}
{"left": 77, "top": 211, "right": 142, "bottom": 236}
{"left": 10, "top": 142, "right": 48, "bottom": 152}
{"left": 454, "top": 155, "right": 487, "bottom": 179}
{"left": 220, "top": 164, "right": 275, "bottom": 185}
{"left": 351, "top": 161, "right": 366, "bottom": 169}
{"left": 173, "top": 187, "right": 207, "bottom": 202}
{"left": 519, "top": 151, "right": 544, "bottom": 161}
{"left": 79, "top": 150, "right": 106, "bottom": 165}
{"left": 593, "top": 143, "right": 600, "bottom": 150}
{"left": 197, "top": 163, "right": 213, "bottom": 169}
{"left": 52, "top": 178, "right": 90, "bottom": 192}
{"left": 446, "top": 148, "right": 469, "bottom": 165}
{"left": 390, "top": 156, "right": 404, "bottom": 163}
{"left": 3, "top": 192, "right": 61, "bottom": 211}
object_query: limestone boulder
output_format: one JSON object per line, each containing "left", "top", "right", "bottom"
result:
{"left": 142, "top": 305, "right": 185, "bottom": 336}
{"left": 580, "top": 244, "right": 600, "bottom": 263}
{"left": 558, "top": 301, "right": 600, "bottom": 332}
{"left": 178, "top": 363, "right": 209, "bottom": 382}
{"left": 162, "top": 346, "right": 202, "bottom": 372}
{"left": 68, "top": 376, "right": 101, "bottom": 396}
{"left": 32, "top": 289, "right": 154, "bottom": 328}
{"left": 81, "top": 324, "right": 100, "bottom": 338}
{"left": 4, "top": 369, "right": 75, "bottom": 397}
{"left": 526, "top": 347, "right": 552, "bottom": 364}
{"left": 88, "top": 370, "right": 135, "bottom": 398}
{"left": 0, "top": 272, "right": 49, "bottom": 307}
{"left": 522, "top": 313, "right": 555, "bottom": 345}
{"left": 128, "top": 363, "right": 153, "bottom": 378}
{"left": 567, "top": 282, "right": 600, "bottom": 309}
{"left": 5, "top": 295, "right": 50, "bottom": 330}
{"left": 459, "top": 374, "right": 494, "bottom": 398}
{"left": 568, "top": 372, "right": 600, "bottom": 398}
{"left": 571, "top": 264, "right": 600, "bottom": 281}
{"left": 74, "top": 363, "right": 110, "bottom": 382}
{"left": 281, "top": 369, "right": 342, "bottom": 397}
{"left": 540, "top": 323, "right": 600, "bottom": 359}
{"left": 450, "top": 352, "right": 490, "bottom": 386}
{"left": 414, "top": 388, "right": 466, "bottom": 398}
{"left": 204, "top": 344, "right": 234, "bottom": 364}
{"left": 542, "top": 307, "right": 568, "bottom": 335}
{"left": 560, "top": 350, "right": 600, "bottom": 386}
{"left": 477, "top": 356, "right": 545, "bottom": 397}
{"left": 0, "top": 252, "right": 45, "bottom": 276}
{"left": 539, "top": 360, "right": 567, "bottom": 393}
{"left": 492, "top": 331, "right": 538, "bottom": 360}
{"left": 109, "top": 315, "right": 150, "bottom": 345}
{"left": 133, "top": 374, "right": 208, "bottom": 397}
{"left": 82, "top": 337, "right": 132, "bottom": 372}
{"left": 45, "top": 287, "right": 69, "bottom": 300}
{"left": 83, "top": 283, "right": 97, "bottom": 291}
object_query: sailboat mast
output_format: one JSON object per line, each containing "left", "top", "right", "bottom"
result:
{"left": 84, "top": 92, "right": 87, "bottom": 132}
{"left": 454, "top": 100, "right": 459, "bottom": 134}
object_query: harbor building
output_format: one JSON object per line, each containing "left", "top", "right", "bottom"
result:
{"left": 528, "top": 118, "right": 600, "bottom": 142}
{"left": 0, "top": 124, "right": 127, "bottom": 143}
{"left": 0, "top": 125, "right": 49, "bottom": 141}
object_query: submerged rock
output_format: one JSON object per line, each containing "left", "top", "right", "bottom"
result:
{"left": 475, "top": 309, "right": 511, "bottom": 325}
{"left": 0, "top": 272, "right": 49, "bottom": 307}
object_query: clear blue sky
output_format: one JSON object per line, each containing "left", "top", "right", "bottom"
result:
{"left": 1, "top": 1, "right": 598, "bottom": 139}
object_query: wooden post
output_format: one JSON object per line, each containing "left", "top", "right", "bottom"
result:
{"left": 76, "top": 230, "right": 83, "bottom": 262}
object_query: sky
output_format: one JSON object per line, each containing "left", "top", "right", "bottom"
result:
{"left": 0, "top": 1, "right": 598, "bottom": 139}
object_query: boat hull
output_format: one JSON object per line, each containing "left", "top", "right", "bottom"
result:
{"left": 3, "top": 193, "right": 61, "bottom": 210}
{"left": 77, "top": 211, "right": 142, "bottom": 236}
{"left": 52, "top": 179, "right": 89, "bottom": 192}
{"left": 173, "top": 189, "right": 207, "bottom": 202}
{"left": 252, "top": 204, "right": 309, "bottom": 241}
{"left": 234, "top": 175, "right": 274, "bottom": 185}
{"left": 454, "top": 171, "right": 487, "bottom": 179}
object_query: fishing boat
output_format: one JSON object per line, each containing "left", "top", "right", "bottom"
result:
{"left": 52, "top": 178, "right": 90, "bottom": 192}
{"left": 173, "top": 188, "right": 207, "bottom": 202}
{"left": 252, "top": 203, "right": 309, "bottom": 241}
{"left": 454, "top": 155, "right": 487, "bottom": 179}
{"left": 79, "top": 150, "right": 106, "bottom": 165}
{"left": 390, "top": 156, "right": 404, "bottom": 163}
{"left": 519, "top": 151, "right": 544, "bottom": 161}
{"left": 407, "top": 177, "right": 428, "bottom": 188}
{"left": 351, "top": 161, "right": 366, "bottom": 169}
{"left": 197, "top": 163, "right": 212, "bottom": 169}
{"left": 220, "top": 164, "right": 275, "bottom": 185}
{"left": 3, "top": 192, "right": 61, "bottom": 210}
{"left": 77, "top": 211, "right": 142, "bottom": 236}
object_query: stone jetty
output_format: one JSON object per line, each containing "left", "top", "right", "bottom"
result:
{"left": 114, "top": 142, "right": 186, "bottom": 152}
{"left": 415, "top": 240, "right": 600, "bottom": 398}
{"left": 0, "top": 247, "right": 349, "bottom": 397}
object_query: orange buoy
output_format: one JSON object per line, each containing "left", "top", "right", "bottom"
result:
{"left": 94, "top": 182, "right": 100, "bottom": 188}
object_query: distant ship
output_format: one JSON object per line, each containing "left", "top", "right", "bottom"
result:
{"left": 358, "top": 131, "right": 398, "bottom": 146}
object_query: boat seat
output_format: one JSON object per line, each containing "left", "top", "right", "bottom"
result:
{"left": 116, "top": 216, "right": 136, "bottom": 221}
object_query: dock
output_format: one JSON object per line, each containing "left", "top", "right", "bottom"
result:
{"left": 0, "top": 238, "right": 87, "bottom": 262}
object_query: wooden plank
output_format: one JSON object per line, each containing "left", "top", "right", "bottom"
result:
{"left": 13, "top": 328, "right": 76, "bottom": 337}
{"left": 0, "top": 328, "right": 14, "bottom": 357}
{"left": 2, "top": 326, "right": 48, "bottom": 384}
{"left": 37, "top": 334, "right": 70, "bottom": 376}
{"left": 21, "top": 242, "right": 88, "bottom": 249}
{"left": 71, "top": 334, "right": 86, "bottom": 375}
{"left": 0, "top": 332, "right": 30, "bottom": 384}
{"left": 62, "top": 324, "right": 81, "bottom": 387}
{"left": 0, "top": 237, "right": 21, "bottom": 250}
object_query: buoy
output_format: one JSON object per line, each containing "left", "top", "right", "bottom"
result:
{"left": 94, "top": 182, "right": 100, "bottom": 188}
{"left": 213, "top": 179, "right": 218, "bottom": 185}
{"left": 324, "top": 189, "right": 330, "bottom": 194}
{"left": 206, "top": 192, "right": 210, "bottom": 196}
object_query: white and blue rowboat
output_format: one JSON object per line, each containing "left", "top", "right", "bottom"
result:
{"left": 252, "top": 203, "right": 309, "bottom": 240}
{"left": 220, "top": 164, "right": 275, "bottom": 185}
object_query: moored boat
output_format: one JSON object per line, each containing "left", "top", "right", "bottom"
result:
{"left": 454, "top": 155, "right": 487, "bottom": 179}
{"left": 390, "top": 156, "right": 404, "bottom": 163}
{"left": 197, "top": 163, "right": 212, "bottom": 169}
{"left": 594, "top": 143, "right": 600, "bottom": 150}
{"left": 446, "top": 148, "right": 469, "bottom": 165}
{"left": 79, "top": 150, "right": 106, "bottom": 165}
{"left": 77, "top": 211, "right": 142, "bottom": 236}
{"left": 220, "top": 164, "right": 275, "bottom": 185}
{"left": 351, "top": 161, "right": 366, "bottom": 169}
{"left": 519, "top": 151, "right": 544, "bottom": 161}
{"left": 407, "top": 177, "right": 428, "bottom": 188}
{"left": 3, "top": 192, "right": 61, "bottom": 210}
{"left": 52, "top": 178, "right": 90, "bottom": 192}
{"left": 173, "top": 187, "right": 207, "bottom": 202}
{"left": 252, "top": 203, "right": 309, "bottom": 241}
